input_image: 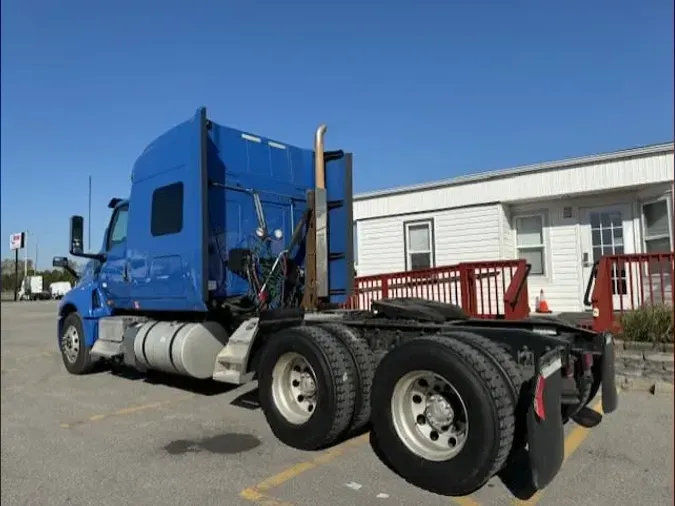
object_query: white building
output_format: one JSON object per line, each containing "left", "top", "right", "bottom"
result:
{"left": 353, "top": 142, "right": 674, "bottom": 313}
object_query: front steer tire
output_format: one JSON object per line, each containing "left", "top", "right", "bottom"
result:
{"left": 369, "top": 335, "right": 516, "bottom": 497}
{"left": 59, "top": 312, "right": 94, "bottom": 375}
{"left": 257, "top": 325, "right": 358, "bottom": 451}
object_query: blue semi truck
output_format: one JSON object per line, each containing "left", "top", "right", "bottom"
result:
{"left": 52, "top": 107, "right": 618, "bottom": 497}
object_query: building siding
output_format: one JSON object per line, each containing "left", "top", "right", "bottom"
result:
{"left": 356, "top": 204, "right": 501, "bottom": 277}
{"left": 358, "top": 185, "right": 673, "bottom": 312}
{"left": 498, "top": 203, "right": 514, "bottom": 258}
{"left": 507, "top": 185, "right": 673, "bottom": 312}
{"left": 354, "top": 151, "right": 674, "bottom": 221}
{"left": 353, "top": 146, "right": 674, "bottom": 314}
{"left": 356, "top": 216, "right": 405, "bottom": 275}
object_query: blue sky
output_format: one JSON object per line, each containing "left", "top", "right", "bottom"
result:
{"left": 1, "top": 0, "right": 673, "bottom": 268}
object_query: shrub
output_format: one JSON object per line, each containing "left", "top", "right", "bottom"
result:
{"left": 619, "top": 303, "right": 674, "bottom": 343}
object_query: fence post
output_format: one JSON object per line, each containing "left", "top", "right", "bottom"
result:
{"left": 504, "top": 260, "right": 530, "bottom": 319}
{"left": 381, "top": 276, "right": 389, "bottom": 300}
{"left": 592, "top": 257, "right": 614, "bottom": 333}
{"left": 459, "top": 264, "right": 477, "bottom": 316}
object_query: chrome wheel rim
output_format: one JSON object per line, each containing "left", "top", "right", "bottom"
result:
{"left": 61, "top": 325, "right": 80, "bottom": 363}
{"left": 391, "top": 370, "right": 469, "bottom": 461}
{"left": 271, "top": 352, "right": 318, "bottom": 424}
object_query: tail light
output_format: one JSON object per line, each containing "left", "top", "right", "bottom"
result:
{"left": 534, "top": 375, "right": 546, "bottom": 420}
{"left": 533, "top": 355, "right": 563, "bottom": 422}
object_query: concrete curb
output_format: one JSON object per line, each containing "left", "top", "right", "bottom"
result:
{"left": 612, "top": 338, "right": 674, "bottom": 387}
{"left": 614, "top": 339, "right": 674, "bottom": 353}
{"left": 616, "top": 374, "right": 675, "bottom": 394}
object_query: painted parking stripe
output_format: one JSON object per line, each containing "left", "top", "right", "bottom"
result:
{"left": 59, "top": 394, "right": 196, "bottom": 428}
{"left": 240, "top": 390, "right": 619, "bottom": 506}
{"left": 239, "top": 432, "right": 479, "bottom": 506}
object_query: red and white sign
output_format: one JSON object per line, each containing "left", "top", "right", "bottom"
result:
{"left": 9, "top": 232, "right": 25, "bottom": 250}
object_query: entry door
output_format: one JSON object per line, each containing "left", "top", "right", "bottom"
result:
{"left": 580, "top": 204, "right": 635, "bottom": 309}
{"left": 99, "top": 204, "right": 130, "bottom": 305}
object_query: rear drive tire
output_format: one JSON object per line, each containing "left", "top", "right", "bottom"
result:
{"left": 370, "top": 335, "right": 516, "bottom": 497}
{"left": 318, "top": 323, "right": 375, "bottom": 435}
{"left": 60, "top": 312, "right": 94, "bottom": 375}
{"left": 257, "top": 325, "right": 357, "bottom": 450}
{"left": 440, "top": 331, "right": 526, "bottom": 469}
{"left": 373, "top": 349, "right": 388, "bottom": 366}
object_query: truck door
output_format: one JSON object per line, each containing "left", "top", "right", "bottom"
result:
{"left": 99, "top": 203, "right": 130, "bottom": 305}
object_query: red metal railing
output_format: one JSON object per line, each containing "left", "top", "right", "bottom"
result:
{"left": 588, "top": 252, "right": 675, "bottom": 333}
{"left": 347, "top": 259, "right": 531, "bottom": 319}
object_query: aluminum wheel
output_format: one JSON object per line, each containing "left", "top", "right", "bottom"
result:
{"left": 61, "top": 325, "right": 80, "bottom": 364}
{"left": 271, "top": 352, "right": 318, "bottom": 425}
{"left": 390, "top": 370, "right": 469, "bottom": 462}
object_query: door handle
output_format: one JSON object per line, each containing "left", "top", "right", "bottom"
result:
{"left": 123, "top": 264, "right": 129, "bottom": 282}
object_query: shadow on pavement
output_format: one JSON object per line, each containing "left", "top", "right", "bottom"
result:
{"left": 104, "top": 364, "right": 238, "bottom": 396}
{"left": 230, "top": 388, "right": 261, "bottom": 410}
{"left": 572, "top": 406, "right": 603, "bottom": 428}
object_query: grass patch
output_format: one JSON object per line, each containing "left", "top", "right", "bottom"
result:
{"left": 619, "top": 303, "right": 674, "bottom": 343}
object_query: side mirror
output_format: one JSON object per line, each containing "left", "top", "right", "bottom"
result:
{"left": 67, "top": 215, "right": 104, "bottom": 262}
{"left": 52, "top": 255, "right": 80, "bottom": 281}
{"left": 70, "top": 215, "right": 84, "bottom": 255}
{"left": 53, "top": 256, "right": 69, "bottom": 268}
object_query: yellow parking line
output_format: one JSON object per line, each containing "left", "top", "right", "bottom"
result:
{"left": 240, "top": 433, "right": 480, "bottom": 506}
{"left": 240, "top": 434, "right": 369, "bottom": 504}
{"left": 239, "top": 487, "right": 294, "bottom": 506}
{"left": 59, "top": 393, "right": 195, "bottom": 428}
{"left": 242, "top": 390, "right": 619, "bottom": 506}
{"left": 453, "top": 495, "right": 481, "bottom": 505}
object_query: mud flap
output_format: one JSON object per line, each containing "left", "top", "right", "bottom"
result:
{"left": 527, "top": 348, "right": 565, "bottom": 491}
{"left": 600, "top": 332, "right": 618, "bottom": 414}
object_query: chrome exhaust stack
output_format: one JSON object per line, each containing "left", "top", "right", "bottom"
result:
{"left": 313, "top": 124, "right": 329, "bottom": 299}
{"left": 314, "top": 124, "right": 327, "bottom": 190}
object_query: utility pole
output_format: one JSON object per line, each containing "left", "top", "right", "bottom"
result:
{"left": 14, "top": 247, "right": 19, "bottom": 301}
{"left": 24, "top": 230, "right": 28, "bottom": 276}
{"left": 88, "top": 175, "right": 92, "bottom": 250}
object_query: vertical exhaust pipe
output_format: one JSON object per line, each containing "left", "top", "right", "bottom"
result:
{"left": 313, "top": 124, "right": 329, "bottom": 299}
{"left": 314, "top": 124, "right": 327, "bottom": 190}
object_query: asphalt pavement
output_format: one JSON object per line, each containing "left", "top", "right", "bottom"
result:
{"left": 1, "top": 300, "right": 673, "bottom": 506}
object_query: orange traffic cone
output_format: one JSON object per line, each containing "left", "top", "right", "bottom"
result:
{"left": 535, "top": 289, "right": 552, "bottom": 313}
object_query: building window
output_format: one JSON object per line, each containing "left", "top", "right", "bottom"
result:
{"left": 514, "top": 214, "right": 546, "bottom": 275}
{"left": 404, "top": 219, "right": 434, "bottom": 271}
{"left": 151, "top": 182, "right": 184, "bottom": 237}
{"left": 642, "top": 198, "right": 673, "bottom": 253}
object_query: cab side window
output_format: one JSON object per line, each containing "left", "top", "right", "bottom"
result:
{"left": 151, "top": 182, "right": 184, "bottom": 236}
{"left": 107, "top": 206, "right": 129, "bottom": 250}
